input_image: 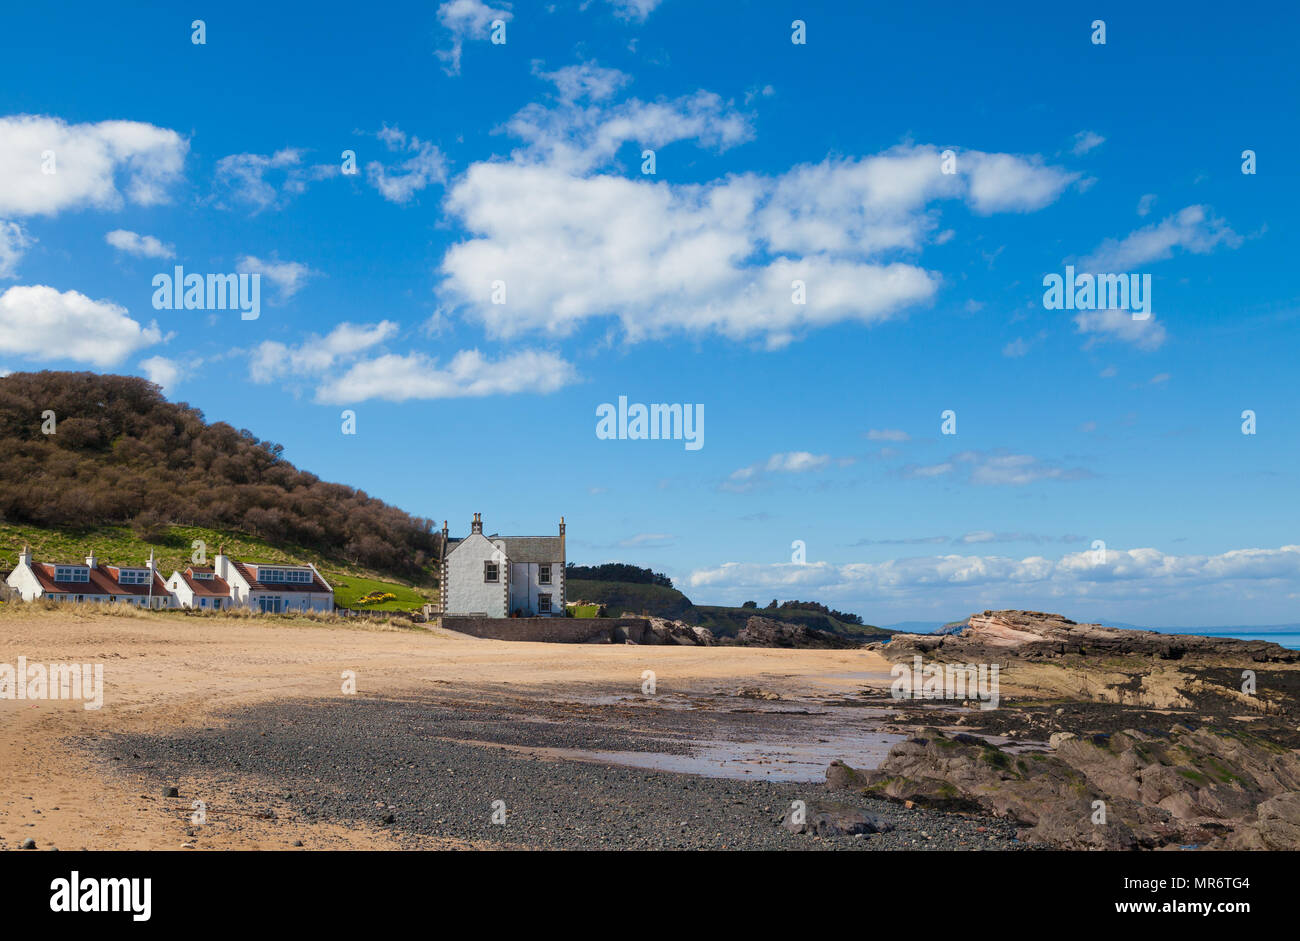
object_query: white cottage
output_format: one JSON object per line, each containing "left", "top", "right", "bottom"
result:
{"left": 212, "top": 550, "right": 333, "bottom": 613}
{"left": 166, "top": 565, "right": 234, "bottom": 610}
{"left": 5, "top": 547, "right": 174, "bottom": 607}
{"left": 441, "top": 514, "right": 566, "bottom": 618}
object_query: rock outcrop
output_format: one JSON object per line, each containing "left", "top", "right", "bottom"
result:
{"left": 722, "top": 616, "right": 861, "bottom": 649}
{"left": 635, "top": 617, "right": 716, "bottom": 646}
{"left": 777, "top": 800, "right": 894, "bottom": 837}
{"left": 830, "top": 725, "right": 1300, "bottom": 849}
{"left": 883, "top": 609, "right": 1299, "bottom": 664}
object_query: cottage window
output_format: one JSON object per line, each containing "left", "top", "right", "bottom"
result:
{"left": 484, "top": 561, "right": 499, "bottom": 583}
{"left": 538, "top": 593, "right": 552, "bottom": 614}
{"left": 538, "top": 564, "right": 551, "bottom": 585}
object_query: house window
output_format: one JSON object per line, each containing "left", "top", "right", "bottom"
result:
{"left": 484, "top": 561, "right": 499, "bottom": 583}
{"left": 54, "top": 566, "right": 90, "bottom": 583}
{"left": 118, "top": 569, "right": 149, "bottom": 585}
{"left": 538, "top": 593, "right": 552, "bottom": 614}
{"left": 538, "top": 564, "right": 551, "bottom": 585}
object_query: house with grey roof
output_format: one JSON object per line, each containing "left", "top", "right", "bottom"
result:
{"left": 440, "top": 514, "right": 566, "bottom": 618}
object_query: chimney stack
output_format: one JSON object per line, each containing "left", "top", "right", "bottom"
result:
{"left": 471, "top": 512, "right": 483, "bottom": 535}
{"left": 19, "top": 545, "right": 32, "bottom": 567}
{"left": 85, "top": 550, "right": 97, "bottom": 569}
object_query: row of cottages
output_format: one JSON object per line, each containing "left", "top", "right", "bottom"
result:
{"left": 441, "top": 514, "right": 566, "bottom": 617}
{"left": 5, "top": 546, "right": 333, "bottom": 613}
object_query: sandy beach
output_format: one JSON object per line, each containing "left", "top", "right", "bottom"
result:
{"left": 4, "top": 610, "right": 1003, "bottom": 851}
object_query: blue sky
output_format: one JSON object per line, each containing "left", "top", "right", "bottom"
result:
{"left": 0, "top": 0, "right": 1297, "bottom": 626}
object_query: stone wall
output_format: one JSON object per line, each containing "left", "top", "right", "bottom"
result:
{"left": 435, "top": 615, "right": 649, "bottom": 644}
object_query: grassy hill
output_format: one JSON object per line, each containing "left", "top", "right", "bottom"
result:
{"left": 0, "top": 371, "right": 441, "bottom": 581}
{"left": 565, "top": 579, "right": 698, "bottom": 622}
{"left": 0, "top": 522, "right": 434, "bottom": 613}
{"left": 695, "top": 604, "right": 891, "bottom": 640}
{"left": 564, "top": 576, "right": 891, "bottom": 641}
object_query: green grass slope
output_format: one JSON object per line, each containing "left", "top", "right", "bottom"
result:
{"left": 695, "top": 604, "right": 891, "bottom": 640}
{"left": 0, "top": 523, "right": 435, "bottom": 613}
{"left": 564, "top": 579, "right": 699, "bottom": 622}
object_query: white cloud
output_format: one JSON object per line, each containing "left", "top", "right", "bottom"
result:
{"left": 1137, "top": 193, "right": 1156, "bottom": 217}
{"left": 1082, "top": 204, "right": 1241, "bottom": 271}
{"left": 604, "top": 0, "right": 662, "bottom": 21}
{"left": 437, "top": 0, "right": 512, "bottom": 75}
{"left": 236, "top": 255, "right": 316, "bottom": 302}
{"left": 213, "top": 149, "right": 337, "bottom": 213}
{"left": 1071, "top": 130, "right": 1105, "bottom": 155}
{"left": 365, "top": 125, "right": 448, "bottom": 204}
{"left": 505, "top": 85, "right": 754, "bottom": 174}
{"left": 901, "top": 450, "right": 1091, "bottom": 486}
{"left": 963, "top": 151, "right": 1080, "bottom": 214}
{"left": 1073, "top": 307, "right": 1167, "bottom": 351}
{"left": 437, "top": 80, "right": 1077, "bottom": 348}
{"left": 315, "top": 348, "right": 576, "bottom": 403}
{"left": 866, "top": 428, "right": 910, "bottom": 442}
{"left": 0, "top": 115, "right": 187, "bottom": 215}
{"left": 0, "top": 284, "right": 161, "bottom": 366}
{"left": 534, "top": 62, "right": 630, "bottom": 104}
{"left": 0, "top": 221, "right": 31, "bottom": 278}
{"left": 724, "top": 451, "right": 847, "bottom": 492}
{"left": 105, "top": 228, "right": 174, "bottom": 259}
{"left": 1002, "top": 337, "right": 1029, "bottom": 358}
{"left": 687, "top": 544, "right": 1300, "bottom": 612}
{"left": 618, "top": 532, "right": 673, "bottom": 547}
{"left": 250, "top": 320, "right": 399, "bottom": 383}
{"left": 139, "top": 355, "right": 183, "bottom": 394}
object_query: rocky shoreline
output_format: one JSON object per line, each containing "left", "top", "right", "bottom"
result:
{"left": 851, "top": 610, "right": 1300, "bottom": 849}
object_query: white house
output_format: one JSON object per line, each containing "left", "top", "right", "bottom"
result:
{"left": 5, "top": 547, "right": 175, "bottom": 607}
{"left": 211, "top": 550, "right": 333, "bottom": 613}
{"left": 166, "top": 565, "right": 234, "bottom": 611}
{"left": 441, "top": 514, "right": 566, "bottom": 618}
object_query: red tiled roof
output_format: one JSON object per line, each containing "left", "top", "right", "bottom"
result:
{"left": 33, "top": 563, "right": 168, "bottom": 597}
{"left": 179, "top": 568, "right": 231, "bottom": 598}
{"left": 230, "top": 561, "right": 330, "bottom": 593}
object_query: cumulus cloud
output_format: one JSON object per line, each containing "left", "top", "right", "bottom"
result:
{"left": 0, "top": 284, "right": 161, "bottom": 366}
{"left": 0, "top": 221, "right": 32, "bottom": 278}
{"left": 1071, "top": 130, "right": 1105, "bottom": 155}
{"left": 365, "top": 125, "right": 448, "bottom": 204}
{"left": 236, "top": 255, "right": 316, "bottom": 302}
{"left": 724, "top": 451, "right": 853, "bottom": 492}
{"left": 437, "top": 0, "right": 512, "bottom": 74}
{"left": 105, "top": 228, "right": 174, "bottom": 259}
{"left": 250, "top": 321, "right": 399, "bottom": 384}
{"left": 534, "top": 62, "right": 630, "bottom": 104}
{"left": 437, "top": 84, "right": 1078, "bottom": 348}
{"left": 686, "top": 545, "right": 1300, "bottom": 616}
{"left": 1073, "top": 307, "right": 1168, "bottom": 351}
{"left": 139, "top": 355, "right": 183, "bottom": 394}
{"left": 213, "top": 149, "right": 337, "bottom": 213}
{"left": 314, "top": 348, "right": 576, "bottom": 403}
{"left": 0, "top": 115, "right": 187, "bottom": 215}
{"left": 1082, "top": 204, "right": 1241, "bottom": 271}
